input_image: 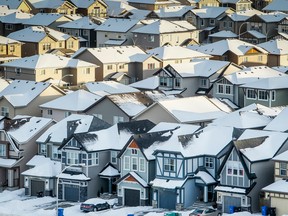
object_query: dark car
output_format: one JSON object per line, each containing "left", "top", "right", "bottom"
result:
{"left": 80, "top": 198, "right": 111, "bottom": 212}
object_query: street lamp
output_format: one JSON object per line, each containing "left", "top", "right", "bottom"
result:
{"left": 58, "top": 74, "right": 74, "bottom": 87}
{"left": 55, "top": 163, "right": 85, "bottom": 216}
{"left": 238, "top": 22, "right": 249, "bottom": 40}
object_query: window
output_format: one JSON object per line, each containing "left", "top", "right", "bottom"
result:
{"left": 201, "top": 19, "right": 204, "bottom": 26}
{"left": 0, "top": 144, "right": 6, "bottom": 157}
{"left": 148, "top": 63, "right": 155, "bottom": 70}
{"left": 205, "top": 157, "right": 214, "bottom": 169}
{"left": 67, "top": 152, "right": 79, "bottom": 164}
{"left": 15, "top": 68, "right": 21, "bottom": 75}
{"left": 159, "top": 77, "right": 172, "bottom": 87}
{"left": 132, "top": 157, "right": 138, "bottom": 171}
{"left": 91, "top": 7, "right": 100, "bottom": 16}
{"left": 258, "top": 55, "right": 263, "bottom": 61}
{"left": 0, "top": 45, "right": 4, "bottom": 52}
{"left": 67, "top": 41, "right": 74, "bottom": 49}
{"left": 5, "top": 24, "right": 13, "bottom": 30}
{"left": 42, "top": 43, "right": 51, "bottom": 51}
{"left": 200, "top": 79, "right": 207, "bottom": 87}
{"left": 223, "top": 21, "right": 227, "bottom": 28}
{"left": 65, "top": 111, "right": 72, "bottom": 117}
{"left": 124, "top": 156, "right": 130, "bottom": 170}
{"left": 9, "top": 45, "right": 15, "bottom": 52}
{"left": 243, "top": 57, "right": 248, "bottom": 63}
{"left": 111, "top": 151, "right": 117, "bottom": 164}
{"left": 113, "top": 116, "right": 124, "bottom": 124}
{"left": 47, "top": 109, "right": 53, "bottom": 115}
{"left": 107, "top": 65, "right": 113, "bottom": 70}
{"left": 1, "top": 107, "right": 9, "bottom": 117}
{"left": 217, "top": 84, "right": 224, "bottom": 94}
{"left": 175, "top": 78, "right": 181, "bottom": 88}
{"left": 227, "top": 161, "right": 244, "bottom": 177}
{"left": 148, "top": 35, "right": 155, "bottom": 42}
{"left": 210, "top": 19, "right": 215, "bottom": 25}
{"left": 139, "top": 158, "right": 145, "bottom": 172}
{"left": 164, "top": 158, "right": 175, "bottom": 172}
{"left": 119, "top": 64, "right": 125, "bottom": 69}
{"left": 258, "top": 90, "right": 268, "bottom": 101}
{"left": 271, "top": 90, "right": 276, "bottom": 101}
{"left": 131, "top": 149, "right": 137, "bottom": 155}
{"left": 91, "top": 152, "right": 99, "bottom": 165}
{"left": 82, "top": 68, "right": 90, "bottom": 74}
{"left": 52, "top": 145, "right": 61, "bottom": 160}
{"left": 247, "top": 89, "right": 256, "bottom": 99}
{"left": 280, "top": 162, "right": 287, "bottom": 176}
{"left": 39, "top": 143, "right": 46, "bottom": 155}
{"left": 40, "top": 69, "right": 45, "bottom": 75}
{"left": 83, "top": 30, "right": 88, "bottom": 36}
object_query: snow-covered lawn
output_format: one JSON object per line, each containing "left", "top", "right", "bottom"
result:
{"left": 0, "top": 189, "right": 262, "bottom": 216}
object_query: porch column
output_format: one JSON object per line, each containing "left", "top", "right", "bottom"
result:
{"left": 8, "top": 169, "right": 13, "bottom": 187}
{"left": 204, "top": 186, "right": 208, "bottom": 203}
{"left": 108, "top": 178, "right": 112, "bottom": 194}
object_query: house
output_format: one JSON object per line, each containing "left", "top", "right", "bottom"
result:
{"left": 150, "top": 124, "right": 237, "bottom": 210}
{"left": 27, "top": 0, "right": 77, "bottom": 15}
{"left": 0, "top": 115, "right": 54, "bottom": 190}
{"left": 116, "top": 122, "right": 201, "bottom": 207}
{"left": 262, "top": 150, "right": 288, "bottom": 216}
{"left": 127, "top": 0, "right": 181, "bottom": 11}
{"left": 179, "top": 0, "right": 220, "bottom": 8}
{"left": 277, "top": 17, "right": 288, "bottom": 40}
{"left": 23, "top": 114, "right": 111, "bottom": 197}
{"left": 105, "top": 0, "right": 137, "bottom": 18}
{"left": 208, "top": 30, "right": 238, "bottom": 43}
{"left": 133, "top": 95, "right": 234, "bottom": 126}
{"left": 212, "top": 66, "right": 286, "bottom": 107}
{"left": 264, "top": 107, "right": 288, "bottom": 132}
{"left": 72, "top": 46, "right": 161, "bottom": 82}
{"left": 0, "top": 80, "right": 66, "bottom": 119}
{"left": 0, "top": 35, "right": 22, "bottom": 64}
{"left": 58, "top": 16, "right": 103, "bottom": 48}
{"left": 132, "top": 19, "right": 199, "bottom": 50}
{"left": 1, "top": 54, "right": 98, "bottom": 86}
{"left": 258, "top": 39, "right": 288, "bottom": 67}
{"left": 7, "top": 26, "right": 79, "bottom": 57}
{"left": 215, "top": 129, "right": 288, "bottom": 213}
{"left": 219, "top": 0, "right": 252, "bottom": 11}
{"left": 69, "top": 0, "right": 107, "bottom": 17}
{"left": 263, "top": 0, "right": 288, "bottom": 13}
{"left": 0, "top": 0, "right": 32, "bottom": 13}
{"left": 95, "top": 18, "right": 142, "bottom": 47}
{"left": 85, "top": 90, "right": 180, "bottom": 125}
{"left": 240, "top": 75, "right": 288, "bottom": 107}
{"left": 57, "top": 120, "right": 155, "bottom": 202}
{"left": 154, "top": 59, "right": 242, "bottom": 97}
{"left": 40, "top": 89, "right": 103, "bottom": 121}
{"left": 146, "top": 45, "right": 211, "bottom": 68}
{"left": 188, "top": 39, "right": 268, "bottom": 67}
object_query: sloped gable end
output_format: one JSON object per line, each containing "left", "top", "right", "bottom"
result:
{"left": 245, "top": 48, "right": 262, "bottom": 55}
{"left": 128, "top": 139, "right": 140, "bottom": 149}
{"left": 124, "top": 175, "right": 137, "bottom": 182}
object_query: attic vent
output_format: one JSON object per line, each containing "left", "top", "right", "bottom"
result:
{"left": 31, "top": 87, "right": 35, "bottom": 90}
{"left": 36, "top": 120, "right": 41, "bottom": 123}
{"left": 18, "top": 80, "right": 20, "bottom": 82}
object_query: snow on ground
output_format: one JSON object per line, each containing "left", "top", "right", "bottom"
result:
{"left": 0, "top": 189, "right": 262, "bottom": 216}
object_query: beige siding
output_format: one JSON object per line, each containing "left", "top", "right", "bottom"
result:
{"left": 270, "top": 197, "right": 288, "bottom": 216}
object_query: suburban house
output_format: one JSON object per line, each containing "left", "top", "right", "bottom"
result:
{"left": 188, "top": 39, "right": 268, "bottom": 67}
{"left": 133, "top": 95, "right": 234, "bottom": 126}
{"left": 132, "top": 19, "right": 199, "bottom": 50}
{"left": 0, "top": 80, "right": 66, "bottom": 119}
{"left": 262, "top": 0, "right": 288, "bottom": 13}
{"left": 0, "top": 0, "right": 32, "bottom": 13}
{"left": 7, "top": 26, "right": 79, "bottom": 57}
{"left": 277, "top": 17, "right": 288, "bottom": 40}
{"left": 40, "top": 89, "right": 103, "bottom": 121}
{"left": 154, "top": 59, "right": 242, "bottom": 97}
{"left": 69, "top": 0, "right": 108, "bottom": 17}
{"left": 212, "top": 66, "right": 286, "bottom": 107}
{"left": 58, "top": 16, "right": 103, "bottom": 48}
{"left": 85, "top": 90, "right": 179, "bottom": 125}
{"left": 258, "top": 39, "right": 288, "bottom": 67}
{"left": 147, "top": 5, "right": 194, "bottom": 21}
{"left": 261, "top": 150, "right": 288, "bottom": 216}
{"left": 0, "top": 115, "right": 54, "bottom": 190}
{"left": 150, "top": 124, "right": 237, "bottom": 210}
{"left": 127, "top": 0, "right": 181, "bottom": 11}
{"left": 215, "top": 129, "right": 288, "bottom": 213}
{"left": 56, "top": 120, "right": 155, "bottom": 202}
{"left": 1, "top": 53, "right": 98, "bottom": 86}
{"left": 22, "top": 114, "right": 111, "bottom": 197}
{"left": 219, "top": 0, "right": 253, "bottom": 11}
{"left": 72, "top": 46, "right": 161, "bottom": 82}
{"left": 208, "top": 30, "right": 238, "bottom": 43}
{"left": 0, "top": 35, "right": 22, "bottom": 64}
{"left": 180, "top": 0, "right": 220, "bottom": 8}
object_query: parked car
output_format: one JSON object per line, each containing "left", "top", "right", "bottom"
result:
{"left": 80, "top": 198, "right": 111, "bottom": 212}
{"left": 189, "top": 207, "right": 222, "bottom": 216}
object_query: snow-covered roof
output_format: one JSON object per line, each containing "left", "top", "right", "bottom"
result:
{"left": 146, "top": 45, "right": 210, "bottom": 60}
{"left": 208, "top": 30, "right": 238, "bottom": 38}
{"left": 215, "top": 185, "right": 246, "bottom": 194}
{"left": 22, "top": 13, "right": 63, "bottom": 26}
{"left": 69, "top": 0, "right": 106, "bottom": 8}
{"left": 191, "top": 7, "right": 230, "bottom": 19}
{"left": 99, "top": 164, "right": 120, "bottom": 177}
{"left": 132, "top": 20, "right": 196, "bottom": 34}
{"left": 128, "top": 172, "right": 148, "bottom": 187}
{"left": 263, "top": 0, "right": 288, "bottom": 12}
{"left": 95, "top": 18, "right": 140, "bottom": 33}
{"left": 0, "top": 0, "right": 23, "bottom": 9}
{"left": 228, "top": 9, "right": 263, "bottom": 22}
{"left": 258, "top": 39, "right": 288, "bottom": 55}
{"left": 39, "top": 90, "right": 102, "bottom": 111}
{"left": 223, "top": 66, "right": 285, "bottom": 85}
{"left": 0, "top": 78, "right": 10, "bottom": 92}
{"left": 129, "top": 76, "right": 159, "bottom": 90}
{"left": 58, "top": 173, "right": 90, "bottom": 181}
{"left": 187, "top": 39, "right": 267, "bottom": 56}
{"left": 272, "top": 66, "right": 288, "bottom": 73}
{"left": 153, "top": 5, "right": 194, "bottom": 18}
{"left": 58, "top": 16, "right": 101, "bottom": 29}
{"left": 106, "top": 0, "right": 136, "bottom": 17}
{"left": 128, "top": 0, "right": 179, "bottom": 4}
{"left": 28, "top": 0, "right": 68, "bottom": 9}
{"left": 104, "top": 39, "right": 126, "bottom": 45}
{"left": 150, "top": 177, "right": 187, "bottom": 189}
{"left": 236, "top": 129, "right": 288, "bottom": 162}
{"left": 21, "top": 155, "right": 61, "bottom": 177}
{"left": 0, "top": 11, "right": 33, "bottom": 24}
{"left": 1, "top": 53, "right": 97, "bottom": 69}
{"left": 0, "top": 35, "right": 20, "bottom": 44}
{"left": 85, "top": 81, "right": 139, "bottom": 95}
{"left": 7, "top": 26, "right": 71, "bottom": 42}
{"left": 194, "top": 171, "right": 216, "bottom": 184}
{"left": 262, "top": 179, "right": 288, "bottom": 193}
{"left": 264, "top": 107, "right": 288, "bottom": 132}
{"left": 273, "top": 149, "right": 288, "bottom": 162}
{"left": 0, "top": 80, "right": 54, "bottom": 107}
{"left": 246, "top": 30, "right": 266, "bottom": 39}
{"left": 0, "top": 158, "right": 17, "bottom": 168}
{"left": 240, "top": 75, "right": 288, "bottom": 90}
{"left": 256, "top": 12, "right": 287, "bottom": 23}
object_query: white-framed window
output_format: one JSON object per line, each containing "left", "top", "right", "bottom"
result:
{"left": 200, "top": 78, "right": 207, "bottom": 87}
{"left": 247, "top": 89, "right": 256, "bottom": 99}
{"left": 39, "top": 143, "right": 46, "bottom": 155}
{"left": 139, "top": 158, "right": 145, "bottom": 172}
{"left": 107, "top": 65, "right": 113, "bottom": 70}
{"left": 9, "top": 45, "right": 15, "bottom": 52}
{"left": 164, "top": 158, "right": 175, "bottom": 172}
{"left": 124, "top": 156, "right": 130, "bottom": 170}
{"left": 91, "top": 152, "right": 99, "bottom": 165}
{"left": 210, "top": 19, "right": 215, "bottom": 25}
{"left": 280, "top": 162, "right": 287, "bottom": 176}
{"left": 0, "top": 144, "right": 6, "bottom": 157}
{"left": 258, "top": 55, "right": 263, "bottom": 62}
{"left": 82, "top": 68, "right": 90, "bottom": 74}
{"left": 159, "top": 77, "right": 172, "bottom": 87}
{"left": 132, "top": 157, "right": 138, "bottom": 171}
{"left": 119, "top": 64, "right": 125, "bottom": 69}
{"left": 258, "top": 90, "right": 268, "bottom": 101}
{"left": 148, "top": 35, "right": 155, "bottom": 42}
{"left": 131, "top": 149, "right": 138, "bottom": 155}
{"left": 175, "top": 78, "right": 181, "bottom": 88}
{"left": 47, "top": 109, "right": 53, "bottom": 115}
{"left": 1, "top": 107, "right": 9, "bottom": 117}
{"left": 52, "top": 145, "right": 61, "bottom": 160}
{"left": 94, "top": 114, "right": 102, "bottom": 119}
{"left": 111, "top": 151, "right": 117, "bottom": 164}
{"left": 67, "top": 41, "right": 74, "bottom": 49}
{"left": 148, "top": 63, "right": 155, "bottom": 70}
{"left": 42, "top": 43, "right": 51, "bottom": 51}
{"left": 227, "top": 161, "right": 244, "bottom": 177}
{"left": 67, "top": 151, "right": 79, "bottom": 165}
{"left": 205, "top": 157, "right": 214, "bottom": 169}
{"left": 113, "top": 116, "right": 124, "bottom": 124}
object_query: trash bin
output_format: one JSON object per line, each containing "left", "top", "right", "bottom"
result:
{"left": 229, "top": 206, "right": 235, "bottom": 214}
{"left": 58, "top": 207, "right": 64, "bottom": 216}
{"left": 269, "top": 207, "right": 276, "bottom": 216}
{"left": 127, "top": 214, "right": 134, "bottom": 216}
{"left": 261, "top": 206, "right": 268, "bottom": 215}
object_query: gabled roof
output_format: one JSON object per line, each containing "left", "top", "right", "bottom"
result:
{"left": 191, "top": 7, "right": 230, "bottom": 19}
{"left": 245, "top": 30, "right": 266, "bottom": 39}
{"left": 227, "top": 9, "right": 263, "bottom": 22}
{"left": 0, "top": 0, "right": 24, "bottom": 9}
{"left": 106, "top": 0, "right": 136, "bottom": 17}
{"left": 58, "top": 16, "right": 102, "bottom": 29}
{"left": 262, "top": 179, "right": 288, "bottom": 194}
{"left": 208, "top": 30, "right": 238, "bottom": 38}
{"left": 0, "top": 11, "right": 33, "bottom": 24}
{"left": 127, "top": 0, "right": 179, "bottom": 4}
{"left": 150, "top": 177, "right": 188, "bottom": 189}
{"left": 70, "top": 0, "right": 107, "bottom": 8}
{"left": 256, "top": 12, "right": 287, "bottom": 23}
{"left": 115, "top": 171, "right": 148, "bottom": 187}
{"left": 0, "top": 78, "right": 10, "bottom": 92}
{"left": 22, "top": 13, "right": 64, "bottom": 26}
{"left": 27, "top": 0, "right": 73, "bottom": 9}
{"left": 152, "top": 5, "right": 194, "bottom": 18}
{"left": 95, "top": 18, "right": 140, "bottom": 33}
{"left": 258, "top": 39, "right": 288, "bottom": 55}
{"left": 0, "top": 80, "right": 59, "bottom": 107}
{"left": 129, "top": 76, "right": 159, "bottom": 90}
{"left": 39, "top": 89, "right": 102, "bottom": 111}
{"left": 263, "top": 0, "right": 288, "bottom": 12}
{"left": 240, "top": 75, "right": 288, "bottom": 90}
{"left": 0, "top": 35, "right": 21, "bottom": 44}
{"left": 264, "top": 107, "right": 288, "bottom": 132}
{"left": 99, "top": 163, "right": 120, "bottom": 177}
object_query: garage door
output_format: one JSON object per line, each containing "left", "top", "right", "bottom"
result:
{"left": 159, "top": 190, "right": 176, "bottom": 210}
{"left": 124, "top": 189, "right": 140, "bottom": 206}
{"left": 31, "top": 180, "right": 45, "bottom": 196}
{"left": 223, "top": 196, "right": 241, "bottom": 213}
{"left": 64, "top": 184, "right": 80, "bottom": 202}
